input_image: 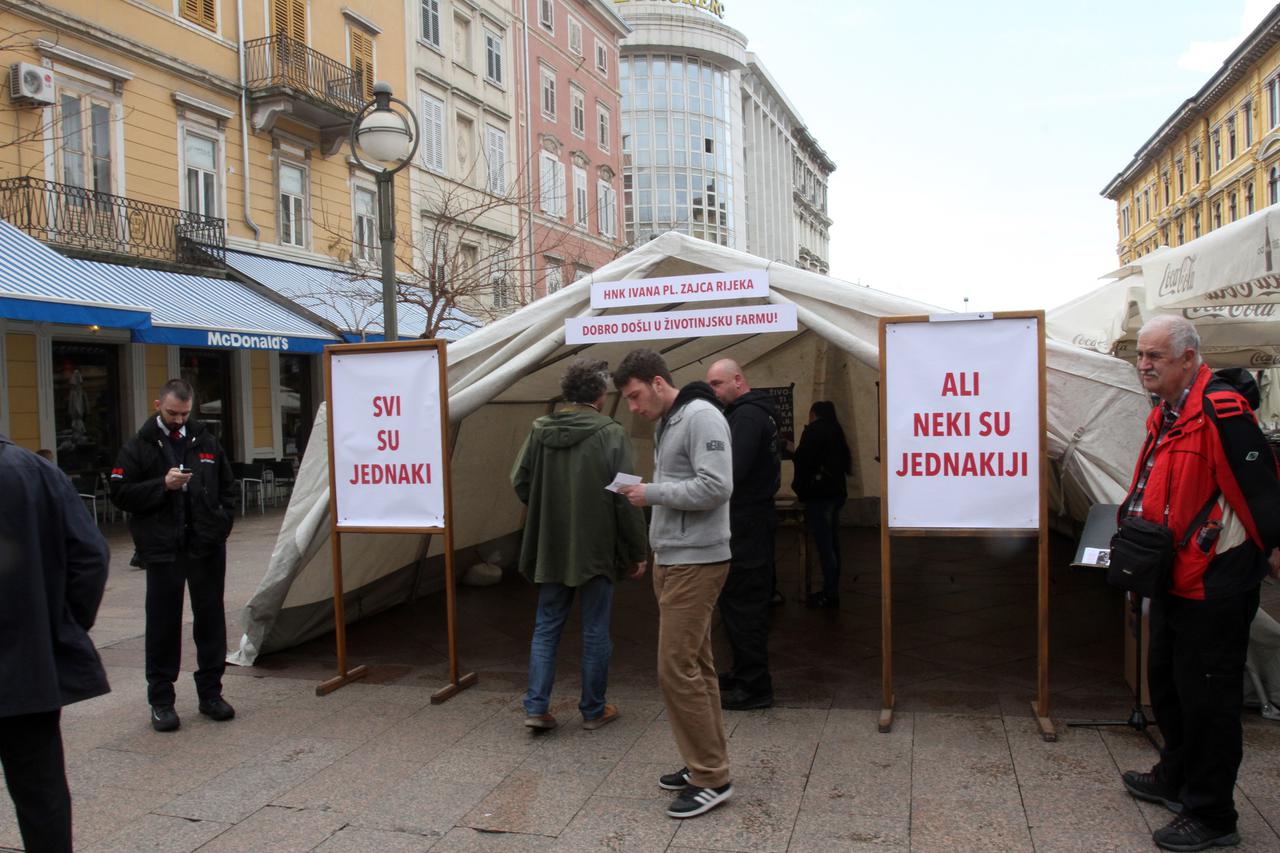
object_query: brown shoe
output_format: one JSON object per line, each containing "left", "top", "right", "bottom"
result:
{"left": 524, "top": 712, "right": 558, "bottom": 730}
{"left": 582, "top": 704, "right": 619, "bottom": 731}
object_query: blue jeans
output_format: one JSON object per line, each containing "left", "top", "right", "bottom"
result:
{"left": 805, "top": 498, "right": 845, "bottom": 596}
{"left": 524, "top": 575, "right": 614, "bottom": 719}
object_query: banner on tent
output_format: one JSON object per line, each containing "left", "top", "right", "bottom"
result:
{"left": 329, "top": 346, "right": 447, "bottom": 528}
{"left": 589, "top": 269, "right": 769, "bottom": 309}
{"left": 884, "top": 317, "right": 1041, "bottom": 529}
{"left": 566, "top": 303, "right": 796, "bottom": 344}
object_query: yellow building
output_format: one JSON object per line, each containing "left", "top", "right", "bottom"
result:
{"left": 1103, "top": 12, "right": 1280, "bottom": 264}
{"left": 0, "top": 0, "right": 413, "bottom": 478}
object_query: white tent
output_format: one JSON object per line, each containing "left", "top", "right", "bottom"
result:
{"left": 232, "top": 232, "right": 1149, "bottom": 663}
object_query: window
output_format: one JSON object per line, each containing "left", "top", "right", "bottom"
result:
{"left": 1213, "top": 130, "right": 1222, "bottom": 171}
{"left": 272, "top": 0, "right": 306, "bottom": 42}
{"left": 1229, "top": 192, "right": 1238, "bottom": 222}
{"left": 597, "top": 180, "right": 617, "bottom": 237}
{"left": 540, "top": 67, "right": 556, "bottom": 118}
{"left": 544, "top": 259, "right": 563, "bottom": 294}
{"left": 539, "top": 0, "right": 553, "bottom": 31}
{"left": 1163, "top": 176, "right": 1169, "bottom": 207}
{"left": 353, "top": 185, "right": 376, "bottom": 261}
{"left": 1194, "top": 209, "right": 1201, "bottom": 238}
{"left": 1194, "top": 151, "right": 1201, "bottom": 184}
{"left": 1121, "top": 205, "right": 1130, "bottom": 238}
{"left": 1271, "top": 77, "right": 1280, "bottom": 129}
{"left": 1247, "top": 181, "right": 1255, "bottom": 215}
{"left": 183, "top": 130, "right": 218, "bottom": 219}
{"left": 349, "top": 29, "right": 375, "bottom": 102}
{"left": 571, "top": 87, "right": 585, "bottom": 137}
{"left": 573, "top": 165, "right": 588, "bottom": 229}
{"left": 596, "top": 40, "right": 607, "bottom": 74}
{"left": 491, "top": 247, "right": 511, "bottom": 308}
{"left": 1177, "top": 164, "right": 1184, "bottom": 196}
{"left": 539, "top": 152, "right": 565, "bottom": 217}
{"left": 421, "top": 0, "right": 441, "bottom": 47}
{"left": 485, "top": 125, "right": 507, "bottom": 195}
{"left": 485, "top": 30, "right": 504, "bottom": 85}
{"left": 180, "top": 0, "right": 216, "bottom": 31}
{"left": 1228, "top": 117, "right": 1237, "bottom": 161}
{"left": 1212, "top": 201, "right": 1222, "bottom": 229}
{"left": 1272, "top": 166, "right": 1280, "bottom": 206}
{"left": 597, "top": 103, "right": 610, "bottom": 152}
{"left": 1246, "top": 102, "right": 1254, "bottom": 146}
{"left": 1177, "top": 217, "right": 1184, "bottom": 245}
{"left": 59, "top": 93, "right": 113, "bottom": 195}
{"left": 421, "top": 93, "right": 445, "bottom": 173}
{"left": 421, "top": 225, "right": 447, "bottom": 287}
{"left": 568, "top": 17, "right": 582, "bottom": 55}
{"left": 279, "top": 162, "right": 307, "bottom": 247}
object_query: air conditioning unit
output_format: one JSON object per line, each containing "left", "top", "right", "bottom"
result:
{"left": 9, "top": 62, "right": 55, "bottom": 106}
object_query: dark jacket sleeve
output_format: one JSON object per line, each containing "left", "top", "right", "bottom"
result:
{"left": 217, "top": 444, "right": 236, "bottom": 513}
{"left": 610, "top": 427, "right": 649, "bottom": 563}
{"left": 109, "top": 439, "right": 167, "bottom": 515}
{"left": 728, "top": 407, "right": 761, "bottom": 486}
{"left": 1206, "top": 388, "right": 1280, "bottom": 552}
{"left": 54, "top": 470, "right": 109, "bottom": 631}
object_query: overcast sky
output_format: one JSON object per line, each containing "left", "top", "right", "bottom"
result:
{"left": 720, "top": 0, "right": 1274, "bottom": 311}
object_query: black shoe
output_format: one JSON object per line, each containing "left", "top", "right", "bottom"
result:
{"left": 198, "top": 696, "right": 236, "bottom": 721}
{"left": 1152, "top": 814, "right": 1239, "bottom": 851}
{"left": 658, "top": 767, "right": 690, "bottom": 791}
{"left": 1122, "top": 770, "right": 1182, "bottom": 814}
{"left": 720, "top": 688, "right": 773, "bottom": 711}
{"left": 150, "top": 705, "right": 180, "bottom": 732}
{"left": 666, "top": 782, "right": 732, "bottom": 818}
{"left": 717, "top": 671, "right": 738, "bottom": 692}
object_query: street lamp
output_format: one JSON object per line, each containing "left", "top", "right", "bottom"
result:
{"left": 350, "top": 82, "right": 419, "bottom": 341}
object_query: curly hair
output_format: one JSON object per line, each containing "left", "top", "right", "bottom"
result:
{"left": 561, "top": 358, "right": 611, "bottom": 404}
{"left": 612, "top": 348, "right": 673, "bottom": 389}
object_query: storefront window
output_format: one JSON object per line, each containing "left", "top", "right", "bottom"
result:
{"left": 180, "top": 348, "right": 235, "bottom": 453}
{"left": 279, "top": 354, "right": 314, "bottom": 459}
{"left": 52, "top": 342, "right": 121, "bottom": 475}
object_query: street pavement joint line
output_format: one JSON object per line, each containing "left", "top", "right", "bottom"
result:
{"left": 998, "top": 712, "right": 1033, "bottom": 838}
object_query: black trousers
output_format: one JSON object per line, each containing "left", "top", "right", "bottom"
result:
{"left": 718, "top": 506, "right": 776, "bottom": 697}
{"left": 0, "top": 709, "right": 71, "bottom": 853}
{"left": 145, "top": 547, "right": 227, "bottom": 706}
{"left": 1148, "top": 586, "right": 1259, "bottom": 832}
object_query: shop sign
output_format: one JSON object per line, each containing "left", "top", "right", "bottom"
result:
{"left": 565, "top": 303, "right": 796, "bottom": 344}
{"left": 206, "top": 331, "right": 292, "bottom": 350}
{"left": 590, "top": 269, "right": 768, "bottom": 309}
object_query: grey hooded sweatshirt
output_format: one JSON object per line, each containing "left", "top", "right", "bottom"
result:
{"left": 647, "top": 381, "right": 733, "bottom": 565}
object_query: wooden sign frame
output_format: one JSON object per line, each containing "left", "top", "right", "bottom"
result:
{"left": 877, "top": 312, "right": 1054, "bottom": 741}
{"left": 319, "top": 339, "right": 477, "bottom": 702}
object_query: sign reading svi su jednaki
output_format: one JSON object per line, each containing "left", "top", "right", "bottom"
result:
{"left": 329, "top": 347, "right": 446, "bottom": 528}
{"left": 884, "top": 317, "right": 1041, "bottom": 529}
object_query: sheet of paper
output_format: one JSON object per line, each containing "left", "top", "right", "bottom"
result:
{"left": 605, "top": 472, "right": 642, "bottom": 493}
{"left": 1081, "top": 547, "right": 1110, "bottom": 567}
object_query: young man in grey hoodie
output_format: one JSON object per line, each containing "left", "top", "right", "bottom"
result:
{"left": 614, "top": 348, "right": 735, "bottom": 819}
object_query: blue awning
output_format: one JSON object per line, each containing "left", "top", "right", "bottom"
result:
{"left": 72, "top": 260, "right": 341, "bottom": 353}
{"left": 0, "top": 219, "right": 152, "bottom": 329}
{"left": 224, "top": 250, "right": 481, "bottom": 341}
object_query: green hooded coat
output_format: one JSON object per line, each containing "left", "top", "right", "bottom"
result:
{"left": 511, "top": 405, "right": 648, "bottom": 586}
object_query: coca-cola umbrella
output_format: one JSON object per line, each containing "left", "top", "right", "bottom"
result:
{"left": 1140, "top": 204, "right": 1280, "bottom": 310}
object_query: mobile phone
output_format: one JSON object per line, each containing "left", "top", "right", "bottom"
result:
{"left": 178, "top": 464, "right": 189, "bottom": 473}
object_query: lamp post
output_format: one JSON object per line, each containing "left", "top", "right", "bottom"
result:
{"left": 350, "top": 82, "right": 418, "bottom": 341}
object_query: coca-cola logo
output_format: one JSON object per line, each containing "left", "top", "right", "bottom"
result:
{"left": 1157, "top": 257, "right": 1196, "bottom": 298}
{"left": 1071, "top": 334, "right": 1108, "bottom": 351}
{"left": 1250, "top": 352, "right": 1280, "bottom": 366}
{"left": 1202, "top": 274, "right": 1280, "bottom": 303}
{"left": 1183, "top": 303, "right": 1278, "bottom": 320}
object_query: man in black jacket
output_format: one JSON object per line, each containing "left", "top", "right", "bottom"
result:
{"left": 110, "top": 379, "right": 237, "bottom": 732}
{"left": 707, "top": 358, "right": 780, "bottom": 710}
{"left": 1, "top": 435, "right": 110, "bottom": 853}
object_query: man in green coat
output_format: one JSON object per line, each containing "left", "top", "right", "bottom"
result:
{"left": 512, "top": 358, "right": 648, "bottom": 731}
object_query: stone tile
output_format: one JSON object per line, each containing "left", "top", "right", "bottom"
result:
{"left": 428, "top": 827, "right": 555, "bottom": 852}
{"left": 271, "top": 750, "right": 423, "bottom": 812}
{"left": 66, "top": 743, "right": 255, "bottom": 796}
{"left": 550, "top": 796, "right": 678, "bottom": 851}
{"left": 908, "top": 796, "right": 1034, "bottom": 852}
{"left": 461, "top": 767, "right": 598, "bottom": 836}
{"left": 595, "top": 759, "right": 684, "bottom": 801}
{"left": 1028, "top": 827, "right": 1154, "bottom": 852}
{"left": 1019, "top": 785, "right": 1148, "bottom": 832}
{"left": 64, "top": 782, "right": 181, "bottom": 849}
{"left": 196, "top": 805, "right": 347, "bottom": 852}
{"left": 787, "top": 811, "right": 909, "bottom": 852}
{"left": 799, "top": 771, "right": 910, "bottom": 819}
{"left": 667, "top": 777, "right": 805, "bottom": 853}
{"left": 312, "top": 826, "right": 436, "bottom": 852}
{"left": 81, "top": 813, "right": 232, "bottom": 853}
{"left": 1004, "top": 717, "right": 1121, "bottom": 790}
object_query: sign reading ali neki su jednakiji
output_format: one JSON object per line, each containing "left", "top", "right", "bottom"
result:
{"left": 565, "top": 268, "right": 796, "bottom": 344}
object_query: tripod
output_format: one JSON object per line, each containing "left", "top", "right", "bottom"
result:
{"left": 1066, "top": 591, "right": 1160, "bottom": 749}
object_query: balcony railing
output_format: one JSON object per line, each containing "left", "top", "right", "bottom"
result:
{"left": 0, "top": 176, "right": 226, "bottom": 268}
{"left": 244, "top": 34, "right": 364, "bottom": 116}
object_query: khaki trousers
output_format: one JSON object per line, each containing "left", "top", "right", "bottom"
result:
{"left": 653, "top": 561, "right": 731, "bottom": 788}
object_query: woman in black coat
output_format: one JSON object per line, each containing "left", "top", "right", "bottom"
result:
{"left": 791, "top": 401, "right": 852, "bottom": 608}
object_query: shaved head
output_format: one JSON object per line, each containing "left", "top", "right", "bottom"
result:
{"left": 707, "top": 358, "right": 749, "bottom": 405}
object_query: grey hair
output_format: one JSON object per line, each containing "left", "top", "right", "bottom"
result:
{"left": 1140, "top": 314, "right": 1200, "bottom": 356}
{"left": 560, "top": 358, "right": 610, "bottom": 405}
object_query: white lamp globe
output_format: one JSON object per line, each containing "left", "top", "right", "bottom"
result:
{"left": 356, "top": 109, "right": 413, "bottom": 165}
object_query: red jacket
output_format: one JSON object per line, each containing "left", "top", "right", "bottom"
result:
{"left": 1121, "top": 364, "right": 1280, "bottom": 600}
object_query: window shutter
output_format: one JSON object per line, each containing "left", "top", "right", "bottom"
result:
{"left": 555, "top": 161, "right": 566, "bottom": 217}
{"left": 422, "top": 96, "right": 444, "bottom": 172}
{"left": 350, "top": 30, "right": 375, "bottom": 101}
{"left": 540, "top": 155, "right": 554, "bottom": 213}
{"left": 181, "top": 0, "right": 216, "bottom": 30}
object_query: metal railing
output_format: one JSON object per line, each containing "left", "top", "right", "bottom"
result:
{"left": 0, "top": 176, "right": 226, "bottom": 267}
{"left": 244, "top": 34, "right": 364, "bottom": 115}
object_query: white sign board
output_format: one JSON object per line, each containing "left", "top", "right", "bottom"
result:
{"left": 329, "top": 347, "right": 446, "bottom": 528}
{"left": 884, "top": 317, "right": 1041, "bottom": 529}
{"left": 566, "top": 303, "right": 796, "bottom": 345}
{"left": 590, "top": 269, "right": 768, "bottom": 309}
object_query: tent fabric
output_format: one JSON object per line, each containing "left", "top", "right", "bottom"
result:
{"left": 73, "top": 259, "right": 340, "bottom": 352}
{"left": 1139, "top": 205, "right": 1280, "bottom": 310}
{"left": 232, "top": 231, "right": 1150, "bottom": 663}
{"left": 224, "top": 250, "right": 481, "bottom": 342}
{"left": 0, "top": 218, "right": 152, "bottom": 329}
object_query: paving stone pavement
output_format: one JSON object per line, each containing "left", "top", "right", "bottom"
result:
{"left": 3, "top": 510, "right": 1280, "bottom": 851}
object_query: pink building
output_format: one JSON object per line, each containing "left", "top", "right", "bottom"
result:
{"left": 514, "top": 0, "right": 630, "bottom": 298}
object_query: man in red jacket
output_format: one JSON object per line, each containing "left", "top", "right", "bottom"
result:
{"left": 1118, "top": 316, "right": 1280, "bottom": 852}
